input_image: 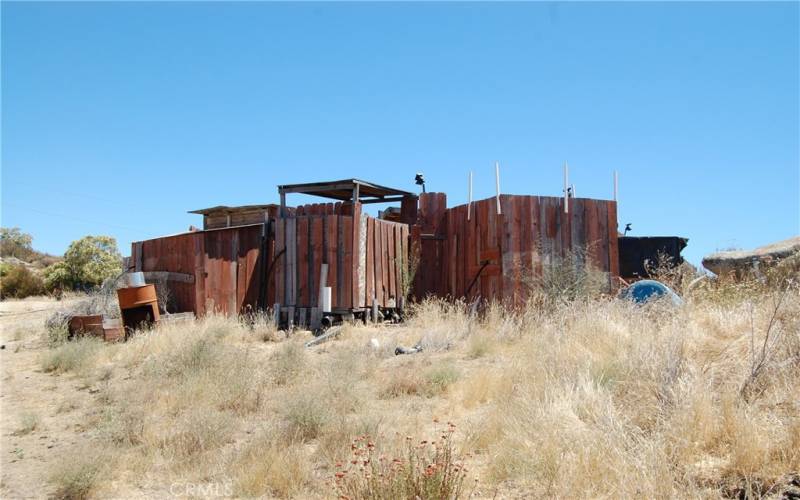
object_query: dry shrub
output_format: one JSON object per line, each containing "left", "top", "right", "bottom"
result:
{"left": 282, "top": 391, "right": 332, "bottom": 441}
{"left": 40, "top": 337, "right": 103, "bottom": 374}
{"left": 472, "top": 289, "right": 800, "bottom": 497}
{"left": 13, "top": 412, "right": 40, "bottom": 436}
{"left": 380, "top": 362, "right": 460, "bottom": 399}
{"left": 523, "top": 247, "right": 610, "bottom": 306}
{"left": 155, "top": 409, "right": 232, "bottom": 461}
{"left": 271, "top": 339, "right": 306, "bottom": 386}
{"left": 240, "top": 310, "right": 282, "bottom": 342}
{"left": 232, "top": 430, "right": 311, "bottom": 498}
{"left": 49, "top": 448, "right": 111, "bottom": 500}
{"left": 644, "top": 250, "right": 700, "bottom": 295}
{"left": 332, "top": 424, "right": 472, "bottom": 500}
{"left": 32, "top": 285, "right": 800, "bottom": 499}
{"left": 0, "top": 263, "right": 45, "bottom": 298}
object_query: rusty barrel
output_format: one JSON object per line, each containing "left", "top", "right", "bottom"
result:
{"left": 117, "top": 284, "right": 160, "bottom": 332}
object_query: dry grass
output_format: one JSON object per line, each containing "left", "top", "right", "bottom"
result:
{"left": 30, "top": 276, "right": 800, "bottom": 498}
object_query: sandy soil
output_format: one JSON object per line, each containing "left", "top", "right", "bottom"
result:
{"left": 0, "top": 297, "right": 97, "bottom": 499}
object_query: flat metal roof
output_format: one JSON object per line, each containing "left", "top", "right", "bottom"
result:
{"left": 188, "top": 204, "right": 279, "bottom": 215}
{"left": 277, "top": 178, "right": 415, "bottom": 203}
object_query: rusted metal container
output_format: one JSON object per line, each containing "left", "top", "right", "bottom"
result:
{"left": 117, "top": 284, "right": 160, "bottom": 332}
{"left": 102, "top": 318, "right": 125, "bottom": 342}
{"left": 68, "top": 315, "right": 105, "bottom": 339}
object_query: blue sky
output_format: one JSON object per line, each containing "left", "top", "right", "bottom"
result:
{"left": 2, "top": 2, "right": 798, "bottom": 266}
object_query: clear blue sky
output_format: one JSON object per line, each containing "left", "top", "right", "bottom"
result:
{"left": 2, "top": 2, "right": 798, "bottom": 266}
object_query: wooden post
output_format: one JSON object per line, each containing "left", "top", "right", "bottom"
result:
{"left": 372, "top": 291, "right": 378, "bottom": 323}
{"left": 563, "top": 161, "right": 569, "bottom": 214}
{"left": 613, "top": 170, "right": 618, "bottom": 202}
{"left": 467, "top": 171, "right": 473, "bottom": 221}
{"left": 279, "top": 190, "right": 286, "bottom": 217}
{"left": 273, "top": 303, "right": 281, "bottom": 328}
{"left": 495, "top": 162, "right": 501, "bottom": 215}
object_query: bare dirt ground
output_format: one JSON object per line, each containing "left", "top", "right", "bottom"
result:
{"left": 0, "top": 297, "right": 92, "bottom": 499}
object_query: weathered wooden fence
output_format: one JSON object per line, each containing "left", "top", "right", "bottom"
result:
{"left": 274, "top": 203, "right": 409, "bottom": 322}
{"left": 412, "top": 194, "right": 619, "bottom": 305}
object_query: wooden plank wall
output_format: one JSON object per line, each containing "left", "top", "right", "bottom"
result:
{"left": 275, "top": 203, "right": 409, "bottom": 311}
{"left": 276, "top": 212, "right": 353, "bottom": 311}
{"left": 430, "top": 195, "right": 619, "bottom": 305}
{"left": 365, "top": 218, "right": 409, "bottom": 307}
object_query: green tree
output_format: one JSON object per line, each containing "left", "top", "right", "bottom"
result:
{"left": 43, "top": 235, "right": 122, "bottom": 291}
{"left": 0, "top": 227, "right": 34, "bottom": 260}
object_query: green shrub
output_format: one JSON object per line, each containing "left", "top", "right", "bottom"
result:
{"left": 43, "top": 235, "right": 121, "bottom": 291}
{"left": 0, "top": 264, "right": 45, "bottom": 298}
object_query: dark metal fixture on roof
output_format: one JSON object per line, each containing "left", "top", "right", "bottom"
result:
{"left": 623, "top": 223, "right": 632, "bottom": 236}
{"left": 415, "top": 173, "right": 426, "bottom": 193}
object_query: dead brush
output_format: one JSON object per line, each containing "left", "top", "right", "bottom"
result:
{"left": 522, "top": 246, "right": 609, "bottom": 307}
{"left": 332, "top": 422, "right": 473, "bottom": 500}
{"left": 644, "top": 250, "right": 699, "bottom": 295}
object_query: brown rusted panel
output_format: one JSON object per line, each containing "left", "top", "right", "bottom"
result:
{"left": 275, "top": 218, "right": 285, "bottom": 306}
{"left": 194, "top": 233, "right": 206, "bottom": 315}
{"left": 418, "top": 192, "right": 447, "bottom": 234}
{"left": 325, "top": 215, "right": 338, "bottom": 308}
{"left": 595, "top": 201, "right": 610, "bottom": 274}
{"left": 237, "top": 225, "right": 263, "bottom": 314}
{"left": 375, "top": 219, "right": 385, "bottom": 304}
{"left": 607, "top": 201, "right": 620, "bottom": 282}
{"left": 297, "top": 217, "right": 309, "bottom": 307}
{"left": 310, "top": 217, "right": 323, "bottom": 307}
{"left": 341, "top": 216, "right": 353, "bottom": 309}
{"left": 400, "top": 196, "right": 418, "bottom": 225}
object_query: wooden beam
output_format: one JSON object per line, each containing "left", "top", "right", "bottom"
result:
{"left": 358, "top": 196, "right": 409, "bottom": 205}
{"left": 142, "top": 271, "right": 195, "bottom": 284}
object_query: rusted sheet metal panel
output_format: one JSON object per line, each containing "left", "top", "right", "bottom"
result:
{"left": 325, "top": 215, "right": 338, "bottom": 308}
{"left": 135, "top": 223, "right": 270, "bottom": 317}
{"left": 138, "top": 232, "right": 198, "bottom": 314}
{"left": 275, "top": 218, "right": 285, "bottom": 306}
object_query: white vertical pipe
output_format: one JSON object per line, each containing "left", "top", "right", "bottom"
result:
{"left": 563, "top": 161, "right": 569, "bottom": 214}
{"left": 467, "top": 171, "right": 473, "bottom": 221}
{"left": 495, "top": 161, "right": 502, "bottom": 215}
{"left": 613, "top": 170, "right": 619, "bottom": 202}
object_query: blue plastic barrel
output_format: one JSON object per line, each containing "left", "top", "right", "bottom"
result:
{"left": 620, "top": 279, "right": 683, "bottom": 305}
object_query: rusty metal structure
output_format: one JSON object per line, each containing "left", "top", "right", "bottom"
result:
{"left": 131, "top": 177, "right": 627, "bottom": 328}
